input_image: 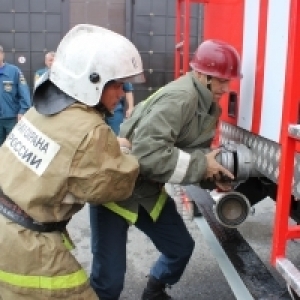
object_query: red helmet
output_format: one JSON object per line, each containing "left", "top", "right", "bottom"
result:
{"left": 190, "top": 39, "right": 242, "bottom": 79}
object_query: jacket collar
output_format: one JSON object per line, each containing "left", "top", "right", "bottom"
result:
{"left": 188, "top": 71, "right": 215, "bottom": 112}
{"left": 188, "top": 71, "right": 221, "bottom": 116}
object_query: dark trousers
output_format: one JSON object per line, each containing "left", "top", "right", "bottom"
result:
{"left": 0, "top": 118, "right": 17, "bottom": 145}
{"left": 89, "top": 197, "right": 195, "bottom": 300}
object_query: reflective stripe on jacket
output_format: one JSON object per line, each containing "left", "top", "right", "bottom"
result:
{"left": 104, "top": 187, "right": 168, "bottom": 223}
{"left": 0, "top": 102, "right": 139, "bottom": 299}
{"left": 0, "top": 213, "right": 98, "bottom": 299}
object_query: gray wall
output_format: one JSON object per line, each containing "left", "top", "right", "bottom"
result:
{"left": 0, "top": 0, "right": 203, "bottom": 99}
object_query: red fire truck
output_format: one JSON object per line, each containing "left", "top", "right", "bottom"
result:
{"left": 174, "top": 0, "right": 300, "bottom": 298}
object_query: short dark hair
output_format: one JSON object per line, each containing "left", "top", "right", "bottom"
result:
{"left": 104, "top": 80, "right": 116, "bottom": 87}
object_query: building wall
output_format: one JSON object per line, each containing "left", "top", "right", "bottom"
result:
{"left": 0, "top": 0, "right": 69, "bottom": 90}
{"left": 69, "top": 0, "right": 126, "bottom": 35}
{"left": 0, "top": 0, "right": 202, "bottom": 99}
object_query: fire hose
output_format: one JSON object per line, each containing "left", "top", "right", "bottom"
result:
{"left": 211, "top": 143, "right": 261, "bottom": 228}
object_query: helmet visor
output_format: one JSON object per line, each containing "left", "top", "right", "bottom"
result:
{"left": 116, "top": 72, "right": 145, "bottom": 84}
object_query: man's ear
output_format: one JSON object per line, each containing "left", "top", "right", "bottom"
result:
{"left": 197, "top": 72, "right": 211, "bottom": 85}
{"left": 206, "top": 76, "right": 212, "bottom": 85}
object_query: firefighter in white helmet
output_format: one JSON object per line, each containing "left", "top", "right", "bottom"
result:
{"left": 89, "top": 39, "right": 242, "bottom": 299}
{"left": 0, "top": 24, "right": 144, "bottom": 300}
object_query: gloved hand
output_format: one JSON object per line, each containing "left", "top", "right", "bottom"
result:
{"left": 200, "top": 171, "right": 233, "bottom": 191}
{"left": 215, "top": 179, "right": 233, "bottom": 191}
{"left": 204, "top": 149, "right": 234, "bottom": 182}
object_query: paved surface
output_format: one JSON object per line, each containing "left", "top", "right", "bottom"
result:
{"left": 67, "top": 186, "right": 300, "bottom": 300}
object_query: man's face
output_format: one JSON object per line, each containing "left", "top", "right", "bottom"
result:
{"left": 45, "top": 54, "right": 54, "bottom": 68}
{"left": 101, "top": 81, "right": 125, "bottom": 112}
{"left": 209, "top": 77, "right": 231, "bottom": 102}
{"left": 0, "top": 50, "right": 4, "bottom": 65}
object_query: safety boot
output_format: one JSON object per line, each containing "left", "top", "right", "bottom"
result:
{"left": 141, "top": 275, "right": 172, "bottom": 300}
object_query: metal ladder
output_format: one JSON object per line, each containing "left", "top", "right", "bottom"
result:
{"left": 269, "top": 0, "right": 300, "bottom": 297}
{"left": 174, "top": 0, "right": 209, "bottom": 79}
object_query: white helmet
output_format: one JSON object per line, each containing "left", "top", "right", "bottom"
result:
{"left": 49, "top": 24, "right": 145, "bottom": 106}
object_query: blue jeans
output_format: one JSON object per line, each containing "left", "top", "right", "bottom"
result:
{"left": 89, "top": 198, "right": 195, "bottom": 300}
{"left": 0, "top": 118, "right": 17, "bottom": 145}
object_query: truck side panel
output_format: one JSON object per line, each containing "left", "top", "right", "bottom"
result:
{"left": 204, "top": 0, "right": 292, "bottom": 143}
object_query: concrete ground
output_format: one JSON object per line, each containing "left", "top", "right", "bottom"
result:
{"left": 68, "top": 185, "right": 300, "bottom": 300}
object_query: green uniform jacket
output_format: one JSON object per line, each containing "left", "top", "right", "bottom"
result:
{"left": 104, "top": 71, "right": 221, "bottom": 223}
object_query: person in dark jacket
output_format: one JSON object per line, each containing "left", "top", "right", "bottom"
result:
{"left": 0, "top": 45, "right": 31, "bottom": 145}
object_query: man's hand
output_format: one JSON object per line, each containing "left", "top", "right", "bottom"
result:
{"left": 117, "top": 137, "right": 132, "bottom": 154}
{"left": 125, "top": 107, "right": 134, "bottom": 118}
{"left": 215, "top": 181, "right": 233, "bottom": 191}
{"left": 204, "top": 149, "right": 234, "bottom": 182}
{"left": 117, "top": 137, "right": 131, "bottom": 148}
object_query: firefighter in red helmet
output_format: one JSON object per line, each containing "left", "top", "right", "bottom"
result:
{"left": 190, "top": 39, "right": 242, "bottom": 79}
{"left": 189, "top": 39, "right": 242, "bottom": 102}
{"left": 89, "top": 39, "right": 242, "bottom": 300}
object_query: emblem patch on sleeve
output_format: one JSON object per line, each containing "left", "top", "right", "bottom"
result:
{"left": 19, "top": 73, "right": 27, "bottom": 85}
{"left": 3, "top": 81, "right": 13, "bottom": 92}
